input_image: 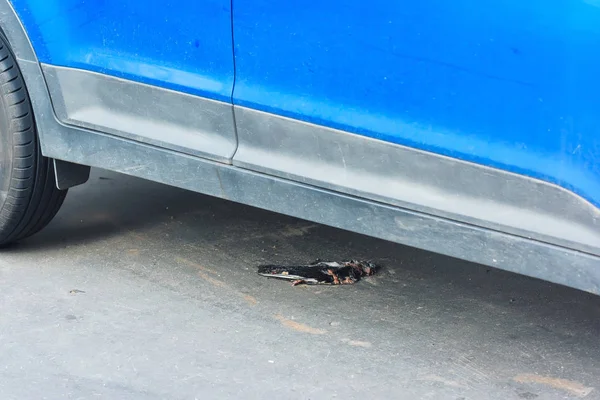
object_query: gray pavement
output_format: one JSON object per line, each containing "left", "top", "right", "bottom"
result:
{"left": 1, "top": 169, "right": 600, "bottom": 400}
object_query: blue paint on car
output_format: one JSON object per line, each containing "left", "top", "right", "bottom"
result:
{"left": 8, "top": 0, "right": 600, "bottom": 207}
{"left": 11, "top": 0, "right": 235, "bottom": 102}
{"left": 232, "top": 0, "right": 600, "bottom": 207}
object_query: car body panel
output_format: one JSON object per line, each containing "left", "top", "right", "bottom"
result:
{"left": 10, "top": 0, "right": 235, "bottom": 102}
{"left": 232, "top": 0, "right": 600, "bottom": 209}
{"left": 10, "top": 0, "right": 238, "bottom": 160}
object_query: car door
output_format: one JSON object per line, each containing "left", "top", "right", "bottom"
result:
{"left": 11, "top": 0, "right": 237, "bottom": 162}
{"left": 231, "top": 0, "right": 600, "bottom": 254}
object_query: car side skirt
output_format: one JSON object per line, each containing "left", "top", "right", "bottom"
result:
{"left": 40, "top": 63, "right": 600, "bottom": 257}
{"left": 43, "top": 65, "right": 237, "bottom": 163}
{"left": 232, "top": 106, "right": 600, "bottom": 256}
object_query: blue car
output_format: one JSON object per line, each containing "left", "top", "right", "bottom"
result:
{"left": 0, "top": 0, "right": 598, "bottom": 292}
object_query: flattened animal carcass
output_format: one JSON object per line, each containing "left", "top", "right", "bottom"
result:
{"left": 257, "top": 260, "right": 378, "bottom": 286}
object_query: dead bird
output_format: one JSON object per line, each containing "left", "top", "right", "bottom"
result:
{"left": 257, "top": 260, "right": 378, "bottom": 286}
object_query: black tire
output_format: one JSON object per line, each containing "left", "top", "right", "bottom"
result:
{"left": 0, "top": 33, "right": 67, "bottom": 246}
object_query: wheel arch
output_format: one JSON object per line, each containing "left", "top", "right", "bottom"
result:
{"left": 0, "top": 0, "right": 37, "bottom": 63}
{"left": 0, "top": 0, "right": 58, "bottom": 156}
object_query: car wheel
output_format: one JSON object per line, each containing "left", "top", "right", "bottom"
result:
{"left": 0, "top": 33, "right": 67, "bottom": 246}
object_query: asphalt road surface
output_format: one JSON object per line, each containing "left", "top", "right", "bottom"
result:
{"left": 1, "top": 169, "right": 600, "bottom": 400}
